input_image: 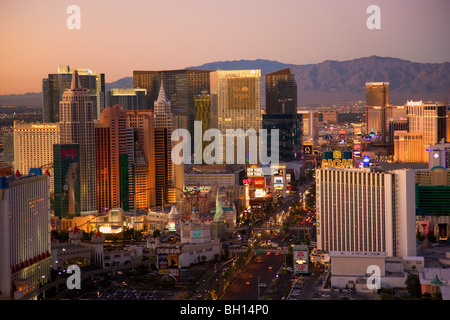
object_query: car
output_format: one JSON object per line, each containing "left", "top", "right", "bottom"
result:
{"left": 268, "top": 266, "right": 273, "bottom": 271}
{"left": 266, "top": 252, "right": 271, "bottom": 256}
{"left": 259, "top": 283, "right": 267, "bottom": 288}
{"left": 249, "top": 275, "right": 253, "bottom": 279}
{"left": 245, "top": 281, "right": 251, "bottom": 285}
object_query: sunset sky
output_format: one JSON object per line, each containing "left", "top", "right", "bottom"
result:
{"left": 0, "top": 0, "right": 449, "bottom": 95}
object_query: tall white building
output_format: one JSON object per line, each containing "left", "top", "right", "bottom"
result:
{"left": 59, "top": 70, "right": 97, "bottom": 213}
{"left": 0, "top": 169, "right": 52, "bottom": 300}
{"left": 13, "top": 121, "right": 60, "bottom": 192}
{"left": 315, "top": 167, "right": 416, "bottom": 258}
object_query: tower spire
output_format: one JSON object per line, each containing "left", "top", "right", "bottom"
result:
{"left": 71, "top": 69, "right": 81, "bottom": 90}
{"left": 156, "top": 77, "right": 168, "bottom": 104}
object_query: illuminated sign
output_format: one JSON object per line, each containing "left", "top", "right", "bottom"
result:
{"left": 363, "top": 156, "right": 370, "bottom": 166}
{"left": 253, "top": 177, "right": 265, "bottom": 188}
{"left": 254, "top": 188, "right": 266, "bottom": 198}
{"left": 246, "top": 164, "right": 264, "bottom": 177}
{"left": 61, "top": 147, "right": 78, "bottom": 160}
{"left": 243, "top": 178, "right": 253, "bottom": 185}
{"left": 192, "top": 230, "right": 202, "bottom": 237}
{"left": 293, "top": 245, "right": 309, "bottom": 274}
{"left": 303, "top": 145, "right": 312, "bottom": 154}
{"left": 168, "top": 222, "right": 176, "bottom": 232}
{"left": 274, "top": 183, "right": 283, "bottom": 190}
{"left": 198, "top": 186, "right": 211, "bottom": 193}
{"left": 321, "top": 150, "right": 353, "bottom": 168}
{"left": 274, "top": 169, "right": 284, "bottom": 176}
{"left": 274, "top": 177, "right": 283, "bottom": 184}
{"left": 245, "top": 184, "right": 250, "bottom": 208}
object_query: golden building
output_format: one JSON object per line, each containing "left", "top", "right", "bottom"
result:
{"left": 13, "top": 121, "right": 60, "bottom": 192}
{"left": 394, "top": 131, "right": 427, "bottom": 163}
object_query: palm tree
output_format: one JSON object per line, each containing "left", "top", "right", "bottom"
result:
{"left": 405, "top": 273, "right": 421, "bottom": 298}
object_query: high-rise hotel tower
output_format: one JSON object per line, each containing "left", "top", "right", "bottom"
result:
{"left": 0, "top": 169, "right": 51, "bottom": 299}
{"left": 59, "top": 70, "right": 97, "bottom": 213}
{"left": 366, "top": 82, "right": 389, "bottom": 141}
{"left": 316, "top": 167, "right": 416, "bottom": 258}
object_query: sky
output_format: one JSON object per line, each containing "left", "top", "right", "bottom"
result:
{"left": 0, "top": 0, "right": 449, "bottom": 95}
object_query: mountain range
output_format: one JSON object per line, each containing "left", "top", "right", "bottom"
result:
{"left": 1, "top": 56, "right": 449, "bottom": 107}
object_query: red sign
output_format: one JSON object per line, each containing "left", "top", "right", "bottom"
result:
{"left": 253, "top": 177, "right": 265, "bottom": 188}
{"left": 61, "top": 147, "right": 78, "bottom": 159}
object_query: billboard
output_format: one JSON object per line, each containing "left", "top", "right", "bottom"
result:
{"left": 253, "top": 177, "right": 265, "bottom": 188}
{"left": 157, "top": 247, "right": 181, "bottom": 276}
{"left": 228, "top": 77, "right": 256, "bottom": 110}
{"left": 53, "top": 144, "right": 80, "bottom": 219}
{"left": 293, "top": 245, "right": 309, "bottom": 274}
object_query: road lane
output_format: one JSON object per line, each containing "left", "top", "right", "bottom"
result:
{"left": 220, "top": 252, "right": 285, "bottom": 300}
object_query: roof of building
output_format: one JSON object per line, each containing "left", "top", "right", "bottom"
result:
{"left": 156, "top": 79, "right": 168, "bottom": 105}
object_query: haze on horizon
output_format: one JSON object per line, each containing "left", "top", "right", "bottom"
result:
{"left": 0, "top": 0, "right": 449, "bottom": 95}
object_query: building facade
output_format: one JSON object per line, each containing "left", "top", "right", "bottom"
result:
{"left": 406, "top": 100, "right": 448, "bottom": 150}
{"left": 106, "top": 88, "right": 148, "bottom": 111}
{"left": 126, "top": 110, "right": 156, "bottom": 209}
{"left": 394, "top": 131, "right": 427, "bottom": 163}
{"left": 415, "top": 167, "right": 450, "bottom": 241}
{"left": 365, "top": 82, "right": 389, "bottom": 141}
{"left": 265, "top": 68, "right": 297, "bottom": 114}
{"left": 316, "top": 167, "right": 416, "bottom": 258}
{"left": 59, "top": 70, "right": 97, "bottom": 213}
{"left": 13, "top": 121, "right": 60, "bottom": 192}
{"left": 133, "top": 69, "right": 211, "bottom": 152}
{"left": 0, "top": 170, "right": 52, "bottom": 300}
{"left": 210, "top": 70, "right": 262, "bottom": 163}
{"left": 97, "top": 105, "right": 128, "bottom": 211}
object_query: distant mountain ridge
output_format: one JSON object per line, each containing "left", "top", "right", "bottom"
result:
{"left": 189, "top": 56, "right": 450, "bottom": 105}
{"left": 2, "top": 56, "right": 449, "bottom": 107}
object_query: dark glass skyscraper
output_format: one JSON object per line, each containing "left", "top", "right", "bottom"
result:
{"left": 265, "top": 68, "right": 297, "bottom": 114}
{"left": 263, "top": 113, "right": 302, "bottom": 162}
{"left": 43, "top": 66, "right": 105, "bottom": 122}
{"left": 133, "top": 69, "right": 211, "bottom": 151}
{"left": 264, "top": 68, "right": 300, "bottom": 161}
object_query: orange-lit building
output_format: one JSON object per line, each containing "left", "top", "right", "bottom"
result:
{"left": 126, "top": 110, "right": 156, "bottom": 209}
{"left": 394, "top": 131, "right": 427, "bottom": 163}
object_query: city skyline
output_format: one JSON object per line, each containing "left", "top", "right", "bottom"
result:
{"left": 1, "top": 0, "right": 450, "bottom": 305}
{"left": 1, "top": 0, "right": 449, "bottom": 95}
